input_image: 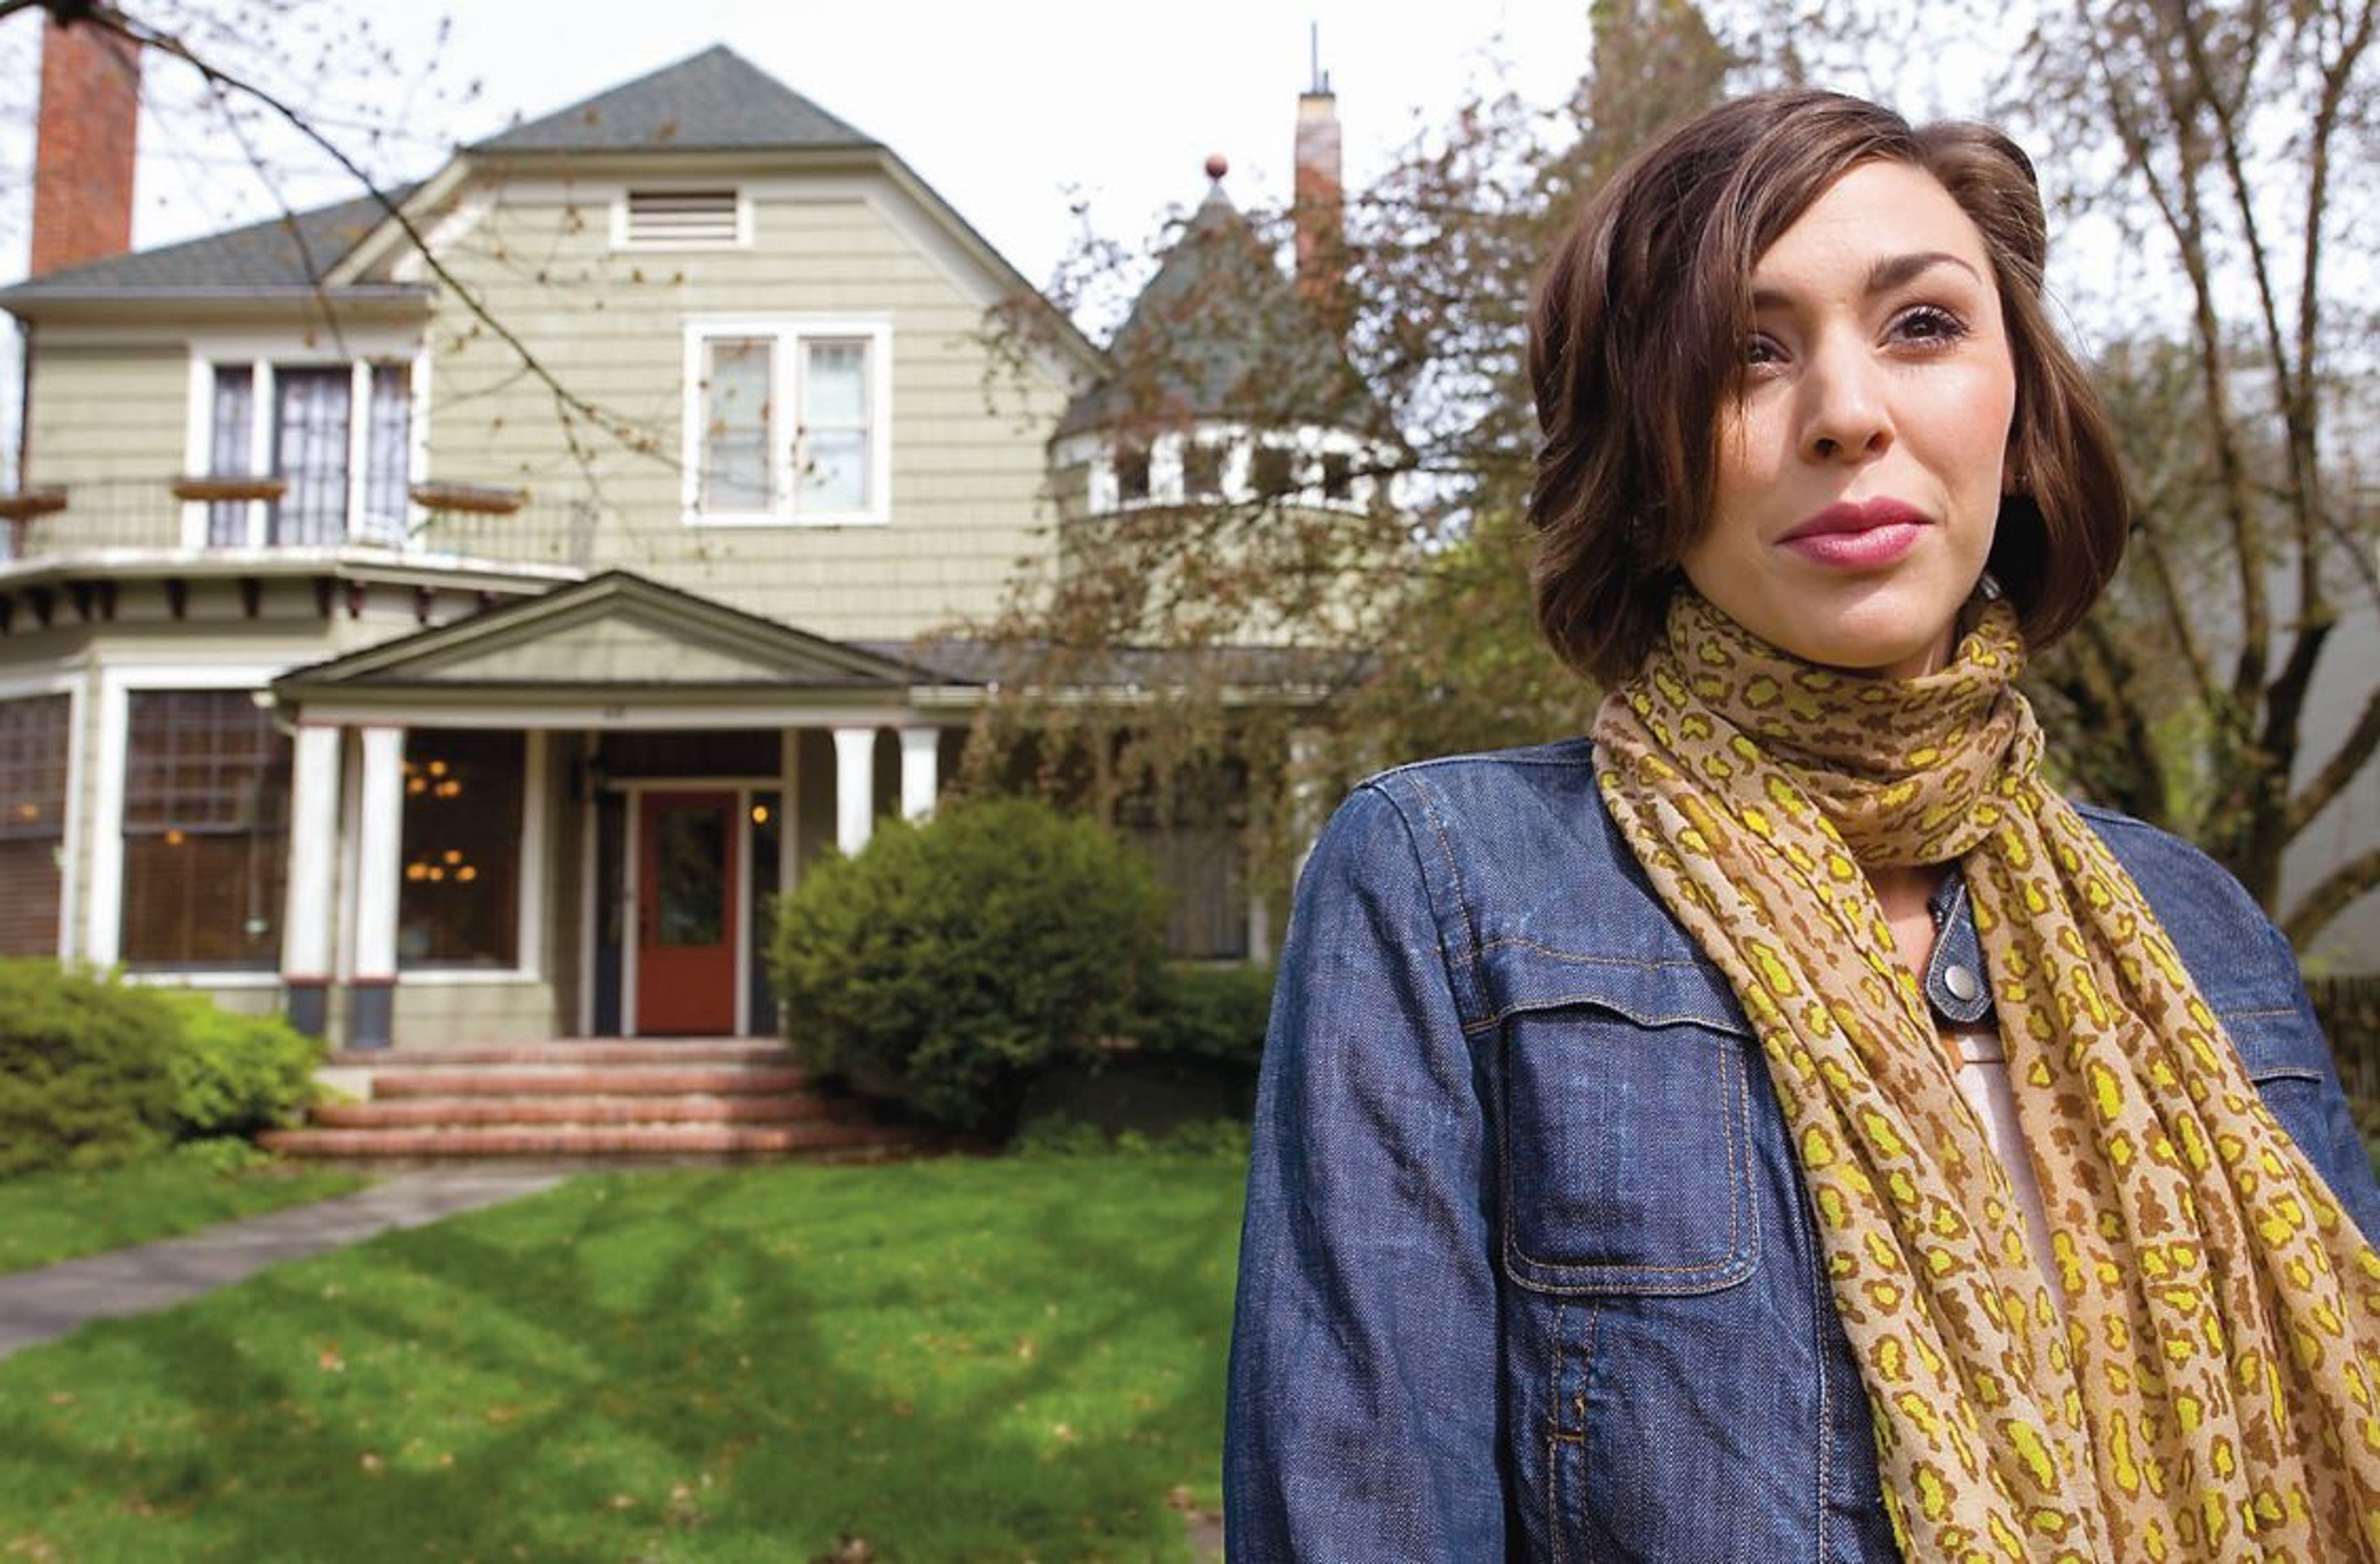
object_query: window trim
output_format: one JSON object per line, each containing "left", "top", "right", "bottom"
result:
{"left": 680, "top": 317, "right": 893, "bottom": 529}
{"left": 612, "top": 185, "right": 753, "bottom": 252}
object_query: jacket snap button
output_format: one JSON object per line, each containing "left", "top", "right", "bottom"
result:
{"left": 1944, "top": 964, "right": 1982, "bottom": 1003}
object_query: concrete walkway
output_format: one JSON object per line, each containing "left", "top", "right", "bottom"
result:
{"left": 0, "top": 1167, "right": 568, "bottom": 1361}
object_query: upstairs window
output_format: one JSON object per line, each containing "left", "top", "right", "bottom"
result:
{"left": 621, "top": 189, "right": 745, "bottom": 248}
{"left": 201, "top": 361, "right": 412, "bottom": 549}
{"left": 685, "top": 320, "right": 890, "bottom": 525}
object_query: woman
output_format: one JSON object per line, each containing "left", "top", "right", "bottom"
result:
{"left": 1225, "top": 90, "right": 2380, "bottom": 1560}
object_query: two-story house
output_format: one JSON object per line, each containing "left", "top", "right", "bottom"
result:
{"left": 0, "top": 30, "right": 1380, "bottom": 1049}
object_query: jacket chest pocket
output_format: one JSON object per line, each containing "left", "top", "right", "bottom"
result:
{"left": 1490, "top": 949, "right": 1763, "bottom": 1296}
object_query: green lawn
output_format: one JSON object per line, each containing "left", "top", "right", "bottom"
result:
{"left": 0, "top": 1152, "right": 368, "bottom": 1276}
{"left": 0, "top": 1148, "right": 1246, "bottom": 1561}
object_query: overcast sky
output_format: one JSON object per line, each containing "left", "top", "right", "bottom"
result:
{"left": 1, "top": 0, "right": 1600, "bottom": 294}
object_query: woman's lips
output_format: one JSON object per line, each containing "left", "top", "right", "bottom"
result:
{"left": 1777, "top": 499, "right": 1928, "bottom": 569}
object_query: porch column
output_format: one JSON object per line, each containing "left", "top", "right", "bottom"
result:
{"left": 350, "top": 724, "right": 405, "bottom": 1049}
{"left": 280, "top": 722, "right": 342, "bottom": 1037}
{"left": 898, "top": 727, "right": 939, "bottom": 822}
{"left": 832, "top": 726, "right": 876, "bottom": 856}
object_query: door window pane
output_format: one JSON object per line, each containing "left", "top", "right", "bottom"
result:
{"left": 655, "top": 806, "right": 726, "bottom": 945}
{"left": 271, "top": 367, "right": 352, "bottom": 545}
{"left": 399, "top": 729, "right": 524, "bottom": 968}
{"left": 701, "top": 338, "right": 774, "bottom": 512}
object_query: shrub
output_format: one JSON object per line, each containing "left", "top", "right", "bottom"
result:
{"left": 771, "top": 797, "right": 1168, "bottom": 1134}
{"left": 0, "top": 960, "right": 178, "bottom": 1177}
{"left": 1135, "top": 962, "right": 1274, "bottom": 1069}
{"left": 155, "top": 993, "right": 327, "bottom": 1139}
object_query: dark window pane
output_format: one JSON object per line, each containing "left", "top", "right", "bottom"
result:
{"left": 1116, "top": 444, "right": 1150, "bottom": 504}
{"left": 1250, "top": 445, "right": 1295, "bottom": 498}
{"left": 1183, "top": 441, "right": 1226, "bottom": 500}
{"left": 0, "top": 694, "right": 71, "bottom": 953}
{"left": 399, "top": 729, "right": 524, "bottom": 969}
{"left": 271, "top": 367, "right": 352, "bottom": 545}
{"left": 361, "top": 364, "right": 412, "bottom": 547}
{"left": 208, "top": 362, "right": 255, "bottom": 545}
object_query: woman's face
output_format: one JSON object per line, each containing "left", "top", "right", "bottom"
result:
{"left": 1682, "top": 159, "right": 2018, "bottom": 679}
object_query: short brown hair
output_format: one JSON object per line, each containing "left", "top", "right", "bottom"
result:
{"left": 1527, "top": 90, "right": 2128, "bottom": 684}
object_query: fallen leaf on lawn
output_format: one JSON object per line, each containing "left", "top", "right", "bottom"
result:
{"left": 317, "top": 1349, "right": 345, "bottom": 1374}
{"left": 1015, "top": 1338, "right": 1036, "bottom": 1360}
{"left": 1166, "top": 1485, "right": 1195, "bottom": 1512}
{"left": 1051, "top": 1423, "right": 1077, "bottom": 1443}
{"left": 608, "top": 1494, "right": 636, "bottom": 1510}
{"left": 358, "top": 1453, "right": 384, "bottom": 1475}
{"left": 45, "top": 1392, "right": 71, "bottom": 1406}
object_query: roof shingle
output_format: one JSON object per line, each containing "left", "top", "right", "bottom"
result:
{"left": 469, "top": 44, "right": 875, "bottom": 156}
{"left": 1, "top": 185, "right": 418, "bottom": 299}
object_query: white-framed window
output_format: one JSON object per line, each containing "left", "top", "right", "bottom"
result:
{"left": 193, "top": 358, "right": 416, "bottom": 549}
{"left": 681, "top": 319, "right": 892, "bottom": 527}
{"left": 1078, "top": 424, "right": 1387, "bottom": 515}
{"left": 614, "top": 188, "right": 750, "bottom": 250}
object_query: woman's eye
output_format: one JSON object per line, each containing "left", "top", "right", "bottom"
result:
{"left": 1743, "top": 333, "right": 1785, "bottom": 367}
{"left": 1891, "top": 305, "right": 1969, "bottom": 346}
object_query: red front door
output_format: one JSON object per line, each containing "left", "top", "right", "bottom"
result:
{"left": 637, "top": 791, "right": 738, "bottom": 1035}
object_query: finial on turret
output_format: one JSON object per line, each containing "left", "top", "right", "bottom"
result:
{"left": 1205, "top": 153, "right": 1229, "bottom": 182}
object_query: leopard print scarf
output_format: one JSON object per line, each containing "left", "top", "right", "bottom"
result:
{"left": 1594, "top": 591, "right": 2380, "bottom": 1560}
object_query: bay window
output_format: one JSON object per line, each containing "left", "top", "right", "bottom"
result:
{"left": 684, "top": 320, "right": 889, "bottom": 525}
{"left": 0, "top": 695, "right": 69, "bottom": 957}
{"left": 120, "top": 690, "right": 289, "bottom": 969}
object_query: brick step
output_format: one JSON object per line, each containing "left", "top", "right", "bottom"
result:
{"left": 371, "top": 1066, "right": 811, "bottom": 1099}
{"left": 259, "top": 1122, "right": 917, "bottom": 1159}
{"left": 313, "top": 1094, "right": 847, "bottom": 1128}
{"left": 329, "top": 1040, "right": 795, "bottom": 1068}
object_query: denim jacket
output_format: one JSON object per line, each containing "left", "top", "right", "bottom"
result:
{"left": 1224, "top": 740, "right": 2380, "bottom": 1562}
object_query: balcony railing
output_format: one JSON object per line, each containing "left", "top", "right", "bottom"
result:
{"left": 0, "top": 478, "right": 604, "bottom": 573}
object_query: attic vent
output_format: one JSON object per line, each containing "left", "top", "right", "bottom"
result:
{"left": 624, "top": 189, "right": 742, "bottom": 247}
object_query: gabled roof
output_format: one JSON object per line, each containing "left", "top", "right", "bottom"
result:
{"left": 0, "top": 185, "right": 421, "bottom": 302}
{"left": 469, "top": 45, "right": 876, "bottom": 156}
{"left": 275, "top": 571, "right": 949, "bottom": 702}
{"left": 1057, "top": 183, "right": 1390, "bottom": 442}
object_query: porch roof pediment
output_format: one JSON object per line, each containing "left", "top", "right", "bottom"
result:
{"left": 275, "top": 571, "right": 940, "bottom": 701}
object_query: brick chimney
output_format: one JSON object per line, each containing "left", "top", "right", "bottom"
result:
{"left": 30, "top": 12, "right": 142, "bottom": 277}
{"left": 1292, "top": 30, "right": 1346, "bottom": 334}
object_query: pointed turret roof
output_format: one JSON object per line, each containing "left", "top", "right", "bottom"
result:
{"left": 1057, "top": 179, "right": 1388, "bottom": 442}
{"left": 469, "top": 44, "right": 876, "bottom": 156}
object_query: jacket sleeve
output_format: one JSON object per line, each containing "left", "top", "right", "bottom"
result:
{"left": 1224, "top": 781, "right": 1503, "bottom": 1560}
{"left": 2249, "top": 921, "right": 2380, "bottom": 1250}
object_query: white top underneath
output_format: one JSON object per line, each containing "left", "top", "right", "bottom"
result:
{"left": 1947, "top": 1024, "right": 2062, "bottom": 1309}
